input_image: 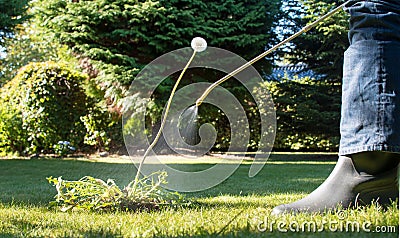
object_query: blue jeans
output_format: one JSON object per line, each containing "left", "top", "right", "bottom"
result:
{"left": 339, "top": 0, "right": 400, "bottom": 155}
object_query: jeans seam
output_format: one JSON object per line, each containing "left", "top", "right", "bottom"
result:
{"left": 339, "top": 145, "right": 400, "bottom": 155}
{"left": 377, "top": 42, "right": 384, "bottom": 145}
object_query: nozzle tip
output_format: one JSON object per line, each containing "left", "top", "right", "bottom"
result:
{"left": 195, "top": 99, "right": 202, "bottom": 107}
{"left": 191, "top": 37, "right": 207, "bottom": 53}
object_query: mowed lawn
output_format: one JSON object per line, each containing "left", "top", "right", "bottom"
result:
{"left": 0, "top": 153, "right": 398, "bottom": 237}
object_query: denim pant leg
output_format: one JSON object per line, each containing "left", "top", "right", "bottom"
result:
{"left": 339, "top": 1, "right": 400, "bottom": 155}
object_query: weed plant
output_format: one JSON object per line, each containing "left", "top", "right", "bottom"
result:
{"left": 47, "top": 172, "right": 190, "bottom": 212}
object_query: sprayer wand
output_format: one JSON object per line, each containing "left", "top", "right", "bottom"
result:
{"left": 132, "top": 37, "right": 207, "bottom": 186}
{"left": 195, "top": 1, "right": 348, "bottom": 107}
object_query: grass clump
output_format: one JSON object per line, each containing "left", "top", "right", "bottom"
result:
{"left": 47, "top": 171, "right": 190, "bottom": 212}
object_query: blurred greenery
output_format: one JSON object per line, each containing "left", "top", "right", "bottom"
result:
{"left": 280, "top": 0, "right": 349, "bottom": 82}
{"left": 0, "top": 0, "right": 348, "bottom": 153}
{"left": 262, "top": 76, "right": 341, "bottom": 151}
{"left": 0, "top": 62, "right": 89, "bottom": 155}
{"left": 0, "top": 0, "right": 30, "bottom": 42}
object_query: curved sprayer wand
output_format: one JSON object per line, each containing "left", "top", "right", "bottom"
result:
{"left": 195, "top": 1, "right": 348, "bottom": 107}
{"left": 133, "top": 37, "right": 207, "bottom": 185}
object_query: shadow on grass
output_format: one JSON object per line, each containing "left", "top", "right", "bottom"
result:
{"left": 0, "top": 155, "right": 336, "bottom": 206}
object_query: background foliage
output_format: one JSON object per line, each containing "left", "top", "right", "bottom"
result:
{"left": 280, "top": 0, "right": 349, "bottom": 82}
{"left": 0, "top": 0, "right": 348, "bottom": 153}
{"left": 35, "top": 0, "right": 281, "bottom": 106}
{"left": 262, "top": 76, "right": 341, "bottom": 151}
{"left": 0, "top": 23, "right": 70, "bottom": 85}
{"left": 0, "top": 0, "right": 30, "bottom": 42}
{"left": 0, "top": 62, "right": 89, "bottom": 155}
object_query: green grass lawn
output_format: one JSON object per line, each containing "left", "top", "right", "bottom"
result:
{"left": 0, "top": 154, "right": 398, "bottom": 237}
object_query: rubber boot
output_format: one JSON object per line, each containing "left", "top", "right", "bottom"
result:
{"left": 271, "top": 153, "right": 399, "bottom": 215}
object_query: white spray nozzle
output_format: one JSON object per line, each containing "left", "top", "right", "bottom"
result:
{"left": 191, "top": 37, "right": 207, "bottom": 52}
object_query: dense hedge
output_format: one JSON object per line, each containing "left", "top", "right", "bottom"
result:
{"left": 0, "top": 64, "right": 341, "bottom": 155}
{"left": 0, "top": 62, "right": 89, "bottom": 155}
{"left": 148, "top": 76, "right": 341, "bottom": 153}
{"left": 193, "top": 77, "right": 341, "bottom": 152}
{"left": 262, "top": 77, "right": 341, "bottom": 151}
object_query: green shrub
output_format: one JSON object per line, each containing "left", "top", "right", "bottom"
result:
{"left": 260, "top": 77, "right": 341, "bottom": 151}
{"left": 143, "top": 76, "right": 340, "bottom": 153}
{"left": 0, "top": 78, "right": 27, "bottom": 155}
{"left": 80, "top": 109, "right": 115, "bottom": 152}
{"left": 53, "top": 141, "right": 76, "bottom": 157}
{"left": 0, "top": 61, "right": 89, "bottom": 155}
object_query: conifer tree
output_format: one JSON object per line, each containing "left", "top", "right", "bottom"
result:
{"left": 36, "top": 0, "right": 282, "bottom": 106}
{"left": 0, "top": 0, "right": 29, "bottom": 41}
{"left": 282, "top": 0, "right": 349, "bottom": 81}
